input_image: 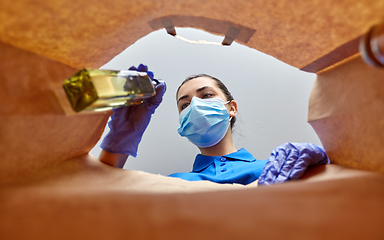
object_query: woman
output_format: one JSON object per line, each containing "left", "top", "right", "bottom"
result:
{"left": 167, "top": 74, "right": 268, "bottom": 185}
{"left": 99, "top": 65, "right": 328, "bottom": 185}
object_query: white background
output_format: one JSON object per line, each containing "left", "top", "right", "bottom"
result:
{"left": 90, "top": 28, "right": 321, "bottom": 176}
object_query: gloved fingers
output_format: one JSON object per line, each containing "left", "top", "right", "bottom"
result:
{"left": 152, "top": 78, "right": 160, "bottom": 85}
{"left": 147, "top": 71, "right": 154, "bottom": 80}
{"left": 145, "top": 81, "right": 166, "bottom": 110}
{"left": 129, "top": 66, "right": 138, "bottom": 71}
{"left": 155, "top": 81, "right": 166, "bottom": 95}
{"left": 129, "top": 64, "right": 154, "bottom": 80}
{"left": 295, "top": 143, "right": 329, "bottom": 166}
{"left": 271, "top": 148, "right": 286, "bottom": 175}
{"left": 284, "top": 143, "right": 328, "bottom": 180}
{"left": 257, "top": 155, "right": 275, "bottom": 185}
{"left": 308, "top": 144, "right": 330, "bottom": 165}
{"left": 137, "top": 64, "right": 148, "bottom": 72}
{"left": 281, "top": 143, "right": 322, "bottom": 180}
{"left": 257, "top": 158, "right": 276, "bottom": 186}
{"left": 259, "top": 142, "right": 330, "bottom": 186}
{"left": 258, "top": 147, "right": 288, "bottom": 185}
{"left": 137, "top": 64, "right": 155, "bottom": 80}
{"left": 275, "top": 147, "right": 300, "bottom": 183}
{"left": 287, "top": 157, "right": 311, "bottom": 180}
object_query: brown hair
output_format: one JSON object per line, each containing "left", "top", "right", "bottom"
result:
{"left": 177, "top": 74, "right": 236, "bottom": 129}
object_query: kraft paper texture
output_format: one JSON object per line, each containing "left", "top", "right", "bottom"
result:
{"left": 1, "top": 1, "right": 384, "bottom": 239}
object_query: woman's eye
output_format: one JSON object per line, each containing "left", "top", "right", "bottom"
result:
{"left": 181, "top": 102, "right": 190, "bottom": 110}
{"left": 202, "top": 93, "right": 213, "bottom": 98}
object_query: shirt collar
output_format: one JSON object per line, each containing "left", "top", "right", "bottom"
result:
{"left": 192, "top": 148, "right": 256, "bottom": 172}
{"left": 223, "top": 148, "right": 256, "bottom": 161}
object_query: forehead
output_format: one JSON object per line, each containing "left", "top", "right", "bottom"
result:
{"left": 177, "top": 77, "right": 219, "bottom": 99}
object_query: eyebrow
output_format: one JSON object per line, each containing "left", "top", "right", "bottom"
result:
{"left": 177, "top": 86, "right": 212, "bottom": 103}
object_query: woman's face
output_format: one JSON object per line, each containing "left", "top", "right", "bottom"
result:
{"left": 176, "top": 77, "right": 228, "bottom": 114}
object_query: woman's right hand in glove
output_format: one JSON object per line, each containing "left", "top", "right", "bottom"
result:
{"left": 99, "top": 64, "right": 166, "bottom": 167}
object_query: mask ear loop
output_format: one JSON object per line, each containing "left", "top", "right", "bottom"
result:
{"left": 225, "top": 100, "right": 234, "bottom": 122}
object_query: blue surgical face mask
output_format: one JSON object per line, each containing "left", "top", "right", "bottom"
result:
{"left": 177, "top": 96, "right": 231, "bottom": 148}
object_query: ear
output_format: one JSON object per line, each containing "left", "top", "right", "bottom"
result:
{"left": 228, "top": 100, "right": 238, "bottom": 118}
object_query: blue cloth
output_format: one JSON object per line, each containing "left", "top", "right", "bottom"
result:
{"left": 168, "top": 148, "right": 268, "bottom": 185}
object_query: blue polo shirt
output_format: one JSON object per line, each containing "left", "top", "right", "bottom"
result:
{"left": 168, "top": 148, "right": 268, "bottom": 185}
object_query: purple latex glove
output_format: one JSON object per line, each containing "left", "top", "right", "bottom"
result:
{"left": 100, "top": 64, "right": 166, "bottom": 157}
{"left": 258, "top": 143, "right": 329, "bottom": 186}
{"left": 129, "top": 64, "right": 154, "bottom": 80}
